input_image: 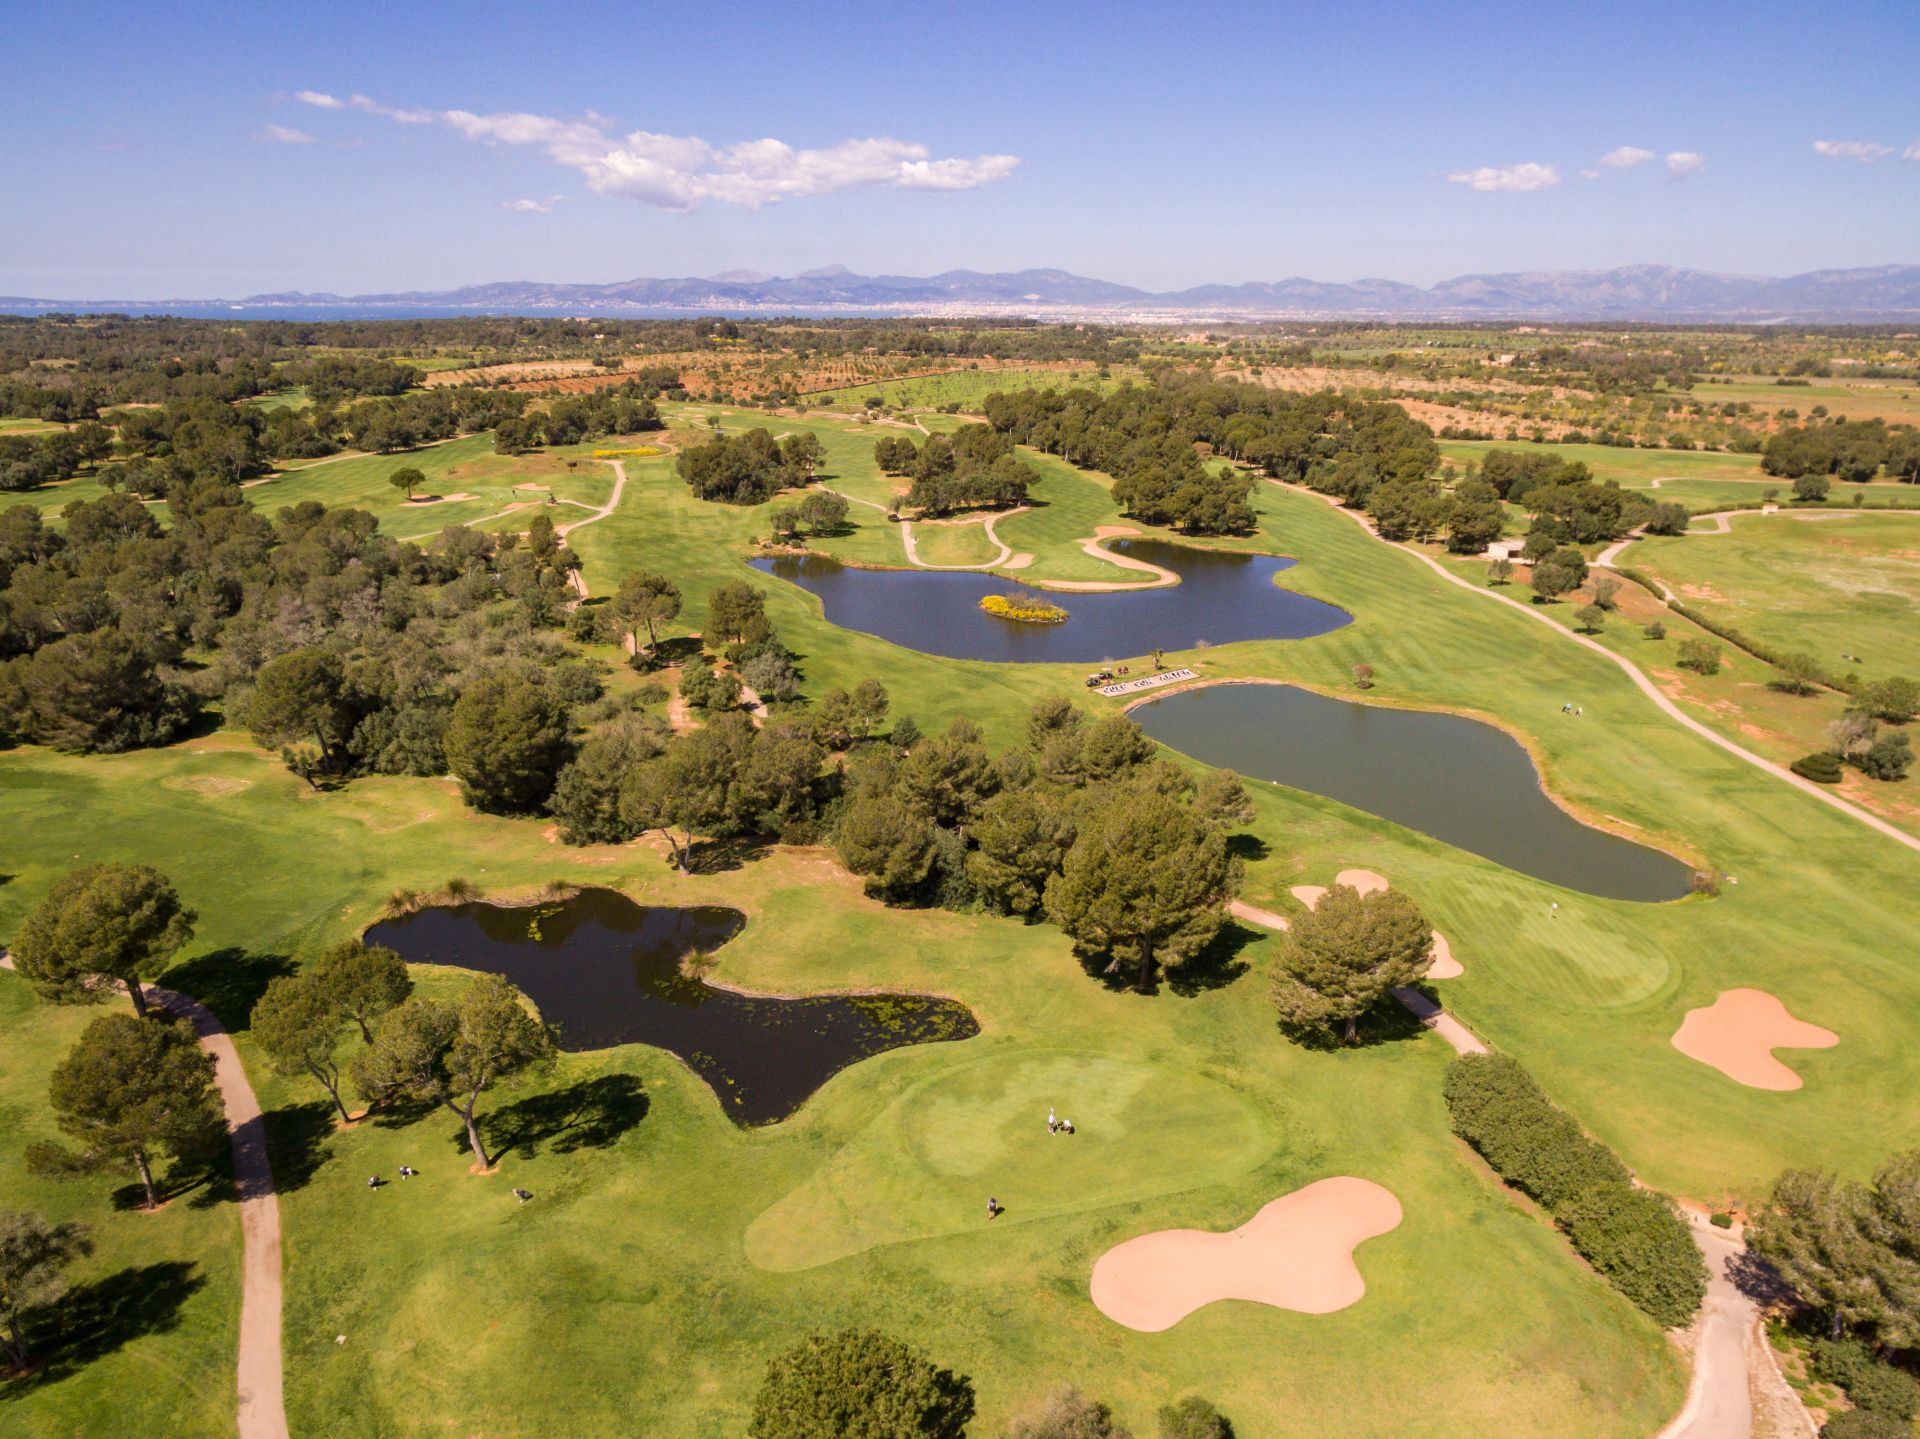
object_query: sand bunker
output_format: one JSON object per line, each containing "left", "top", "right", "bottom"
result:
{"left": 1671, "top": 989, "right": 1837, "bottom": 1091}
{"left": 1003, "top": 552, "right": 1036, "bottom": 569}
{"left": 1290, "top": 884, "right": 1327, "bottom": 909}
{"left": 1335, "top": 868, "right": 1389, "bottom": 895}
{"left": 403, "top": 491, "right": 476, "bottom": 505}
{"left": 1427, "top": 930, "right": 1462, "bottom": 979}
{"left": 1090, "top": 1176, "right": 1402, "bottom": 1331}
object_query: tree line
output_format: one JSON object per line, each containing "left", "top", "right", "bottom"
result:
{"left": 1762, "top": 418, "right": 1920, "bottom": 484}
{"left": 875, "top": 425, "right": 1035, "bottom": 516}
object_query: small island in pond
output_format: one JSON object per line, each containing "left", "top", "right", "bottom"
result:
{"left": 981, "top": 593, "right": 1069, "bottom": 624}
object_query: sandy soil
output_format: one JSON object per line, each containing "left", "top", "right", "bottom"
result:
{"left": 1090, "top": 1176, "right": 1403, "bottom": 1332}
{"left": 1671, "top": 989, "right": 1838, "bottom": 1091}
{"left": 403, "top": 491, "right": 476, "bottom": 505}
{"left": 1428, "top": 930, "right": 1463, "bottom": 979}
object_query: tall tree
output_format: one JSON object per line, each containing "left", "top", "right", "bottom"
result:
{"left": 443, "top": 670, "right": 570, "bottom": 813}
{"left": 749, "top": 1327, "right": 974, "bottom": 1439}
{"left": 608, "top": 571, "right": 682, "bottom": 661}
{"left": 31, "top": 1014, "right": 225, "bottom": 1208}
{"left": 348, "top": 975, "right": 552, "bottom": 1170}
{"left": 250, "top": 975, "right": 354, "bottom": 1123}
{"left": 0, "top": 1211, "right": 94, "bottom": 1372}
{"left": 310, "top": 939, "right": 412, "bottom": 1044}
{"left": 1045, "top": 788, "right": 1232, "bottom": 989}
{"left": 10, "top": 862, "right": 195, "bottom": 1017}
{"left": 1750, "top": 1168, "right": 1885, "bottom": 1339}
{"left": 1269, "top": 883, "right": 1432, "bottom": 1042}
{"left": 618, "top": 726, "right": 743, "bottom": 872}
{"left": 245, "top": 646, "right": 354, "bottom": 770}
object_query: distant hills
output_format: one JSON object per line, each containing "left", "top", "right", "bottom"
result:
{"left": 7, "top": 263, "right": 1920, "bottom": 321}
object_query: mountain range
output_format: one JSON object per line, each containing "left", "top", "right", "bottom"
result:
{"left": 6, "top": 263, "right": 1920, "bottom": 321}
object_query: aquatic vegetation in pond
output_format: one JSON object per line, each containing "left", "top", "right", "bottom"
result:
{"left": 365, "top": 888, "right": 979, "bottom": 1125}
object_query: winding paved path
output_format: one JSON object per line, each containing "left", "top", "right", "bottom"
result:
{"left": 1278, "top": 480, "right": 1920, "bottom": 857}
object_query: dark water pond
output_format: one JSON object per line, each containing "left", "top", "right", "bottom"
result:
{"left": 365, "top": 890, "right": 978, "bottom": 1125}
{"left": 750, "top": 539, "right": 1349, "bottom": 662}
{"left": 1133, "top": 684, "right": 1694, "bottom": 902}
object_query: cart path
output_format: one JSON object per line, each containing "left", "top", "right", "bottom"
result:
{"left": 1275, "top": 479, "right": 1920, "bottom": 858}
{"left": 0, "top": 960, "right": 288, "bottom": 1439}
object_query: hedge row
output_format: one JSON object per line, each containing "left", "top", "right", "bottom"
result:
{"left": 1444, "top": 1054, "right": 1708, "bottom": 1327}
{"left": 1613, "top": 563, "right": 1852, "bottom": 694}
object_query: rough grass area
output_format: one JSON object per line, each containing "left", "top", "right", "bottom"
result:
{"left": 1632, "top": 511, "right": 1920, "bottom": 679}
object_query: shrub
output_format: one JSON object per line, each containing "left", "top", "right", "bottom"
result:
{"left": 1676, "top": 639, "right": 1722, "bottom": 675}
{"left": 981, "top": 594, "right": 1069, "bottom": 625}
{"left": 1709, "top": 1211, "right": 1734, "bottom": 1228}
{"left": 1644, "top": 621, "right": 1667, "bottom": 640}
{"left": 1158, "top": 1395, "right": 1232, "bottom": 1439}
{"left": 1444, "top": 1056, "right": 1629, "bottom": 1210}
{"left": 1007, "top": 1386, "right": 1132, "bottom": 1439}
{"left": 1812, "top": 1339, "right": 1920, "bottom": 1419}
{"left": 1792, "top": 752, "right": 1844, "bottom": 784}
{"left": 1822, "top": 1413, "right": 1910, "bottom": 1439}
{"left": 1559, "top": 1185, "right": 1709, "bottom": 1328}
{"left": 747, "top": 1327, "right": 974, "bottom": 1439}
{"left": 1444, "top": 1054, "right": 1706, "bottom": 1326}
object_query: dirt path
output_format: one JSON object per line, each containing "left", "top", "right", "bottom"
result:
{"left": 555, "top": 459, "right": 629, "bottom": 541}
{"left": 0, "top": 955, "right": 287, "bottom": 1437}
{"left": 147, "top": 987, "right": 289, "bottom": 1439}
{"left": 1276, "top": 480, "right": 1920, "bottom": 858}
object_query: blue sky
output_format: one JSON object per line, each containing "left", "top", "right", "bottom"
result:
{"left": 4, "top": 0, "right": 1917, "bottom": 298}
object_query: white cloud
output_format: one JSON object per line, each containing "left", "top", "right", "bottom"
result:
{"left": 1446, "top": 162, "right": 1560, "bottom": 193}
{"left": 1905, "top": 142, "right": 1920, "bottom": 161}
{"left": 502, "top": 196, "right": 563, "bottom": 214}
{"left": 1600, "top": 146, "right": 1656, "bottom": 169}
{"left": 1813, "top": 139, "right": 1893, "bottom": 161}
{"left": 1666, "top": 151, "right": 1706, "bottom": 177}
{"left": 294, "top": 90, "right": 343, "bottom": 109}
{"left": 311, "top": 91, "right": 1019, "bottom": 210}
{"left": 349, "top": 94, "right": 436, "bottom": 125}
{"left": 260, "top": 124, "right": 315, "bottom": 145}
{"left": 1579, "top": 168, "right": 1601, "bottom": 180}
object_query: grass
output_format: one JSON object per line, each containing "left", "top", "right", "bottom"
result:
{"left": 0, "top": 978, "right": 241, "bottom": 1439}
{"left": 11, "top": 407, "right": 1920, "bottom": 1434}
{"left": 1632, "top": 511, "right": 1920, "bottom": 679}
{"left": 1693, "top": 377, "right": 1920, "bottom": 427}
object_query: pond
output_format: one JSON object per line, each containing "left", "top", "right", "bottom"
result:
{"left": 364, "top": 890, "right": 979, "bottom": 1125}
{"left": 1131, "top": 683, "right": 1695, "bottom": 901}
{"left": 750, "top": 539, "right": 1349, "bottom": 663}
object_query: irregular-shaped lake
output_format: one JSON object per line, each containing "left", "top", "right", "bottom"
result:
{"left": 365, "top": 890, "right": 978, "bottom": 1125}
{"left": 751, "top": 539, "right": 1349, "bottom": 663}
{"left": 1132, "top": 683, "right": 1694, "bottom": 901}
